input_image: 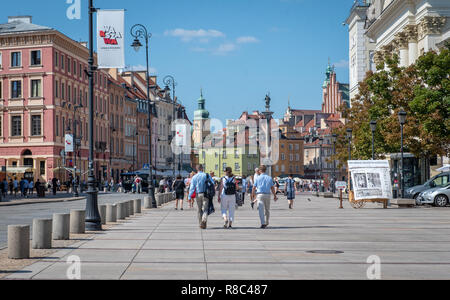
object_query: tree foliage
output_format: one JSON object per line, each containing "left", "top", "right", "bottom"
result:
{"left": 333, "top": 45, "right": 449, "bottom": 167}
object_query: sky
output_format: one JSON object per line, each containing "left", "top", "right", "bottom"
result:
{"left": 1, "top": 0, "right": 352, "bottom": 124}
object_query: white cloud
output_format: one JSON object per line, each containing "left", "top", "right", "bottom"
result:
{"left": 236, "top": 36, "right": 260, "bottom": 44}
{"left": 164, "top": 28, "right": 225, "bottom": 42}
{"left": 333, "top": 59, "right": 349, "bottom": 68}
{"left": 213, "top": 43, "right": 237, "bottom": 55}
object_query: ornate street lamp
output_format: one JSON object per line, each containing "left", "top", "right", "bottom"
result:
{"left": 398, "top": 109, "right": 407, "bottom": 198}
{"left": 163, "top": 75, "right": 177, "bottom": 179}
{"left": 130, "top": 24, "right": 156, "bottom": 208}
{"left": 85, "top": 0, "right": 101, "bottom": 231}
{"left": 370, "top": 120, "right": 377, "bottom": 160}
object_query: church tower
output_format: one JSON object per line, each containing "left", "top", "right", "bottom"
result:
{"left": 192, "top": 90, "right": 210, "bottom": 148}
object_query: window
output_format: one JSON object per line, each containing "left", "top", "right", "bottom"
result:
{"left": 0, "top": 81, "right": 2, "bottom": 99}
{"left": 235, "top": 163, "right": 240, "bottom": 171}
{"left": 0, "top": 52, "right": 3, "bottom": 68}
{"left": 56, "top": 116, "right": 59, "bottom": 137}
{"left": 55, "top": 80, "right": 59, "bottom": 98}
{"left": 30, "top": 50, "right": 41, "bottom": 66}
{"left": 40, "top": 161, "right": 45, "bottom": 176}
{"left": 281, "top": 153, "right": 285, "bottom": 161}
{"left": 11, "top": 52, "right": 21, "bottom": 67}
{"left": 11, "top": 80, "right": 22, "bottom": 98}
{"left": 0, "top": 116, "right": 2, "bottom": 136}
{"left": 223, "top": 163, "right": 227, "bottom": 171}
{"left": 61, "top": 83, "right": 65, "bottom": 100}
{"left": 30, "top": 79, "right": 41, "bottom": 98}
{"left": 61, "top": 54, "right": 64, "bottom": 70}
{"left": 11, "top": 116, "right": 21, "bottom": 136}
{"left": 67, "top": 58, "right": 71, "bottom": 73}
{"left": 68, "top": 86, "right": 71, "bottom": 101}
{"left": 31, "top": 115, "right": 41, "bottom": 136}
{"left": 73, "top": 61, "right": 77, "bottom": 76}
{"left": 55, "top": 51, "right": 58, "bottom": 67}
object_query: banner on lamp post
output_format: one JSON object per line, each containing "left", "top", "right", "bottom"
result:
{"left": 65, "top": 134, "right": 74, "bottom": 153}
{"left": 97, "top": 9, "right": 125, "bottom": 69}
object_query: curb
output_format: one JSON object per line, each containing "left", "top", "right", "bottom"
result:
{"left": 0, "top": 197, "right": 86, "bottom": 207}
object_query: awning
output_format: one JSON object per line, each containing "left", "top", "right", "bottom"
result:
{"left": 5, "top": 167, "right": 34, "bottom": 174}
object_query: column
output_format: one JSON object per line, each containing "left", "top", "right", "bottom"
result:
{"left": 395, "top": 32, "right": 409, "bottom": 67}
{"left": 405, "top": 25, "right": 418, "bottom": 65}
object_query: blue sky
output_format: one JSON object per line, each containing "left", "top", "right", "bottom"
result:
{"left": 1, "top": 0, "right": 351, "bottom": 123}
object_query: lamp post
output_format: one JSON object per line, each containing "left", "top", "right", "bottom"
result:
{"left": 110, "top": 127, "right": 116, "bottom": 182}
{"left": 370, "top": 120, "right": 377, "bottom": 160}
{"left": 332, "top": 134, "right": 337, "bottom": 193}
{"left": 319, "top": 137, "right": 323, "bottom": 191}
{"left": 346, "top": 128, "right": 352, "bottom": 161}
{"left": 131, "top": 24, "right": 156, "bottom": 208}
{"left": 85, "top": 0, "right": 101, "bottom": 231}
{"left": 163, "top": 75, "right": 177, "bottom": 179}
{"left": 398, "top": 109, "right": 407, "bottom": 199}
{"left": 73, "top": 104, "right": 83, "bottom": 197}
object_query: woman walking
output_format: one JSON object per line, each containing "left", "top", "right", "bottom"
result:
{"left": 185, "top": 172, "right": 196, "bottom": 209}
{"left": 217, "top": 167, "right": 239, "bottom": 229}
{"left": 173, "top": 175, "right": 186, "bottom": 210}
{"left": 285, "top": 174, "right": 296, "bottom": 209}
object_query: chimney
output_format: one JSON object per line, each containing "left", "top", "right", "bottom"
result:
{"left": 8, "top": 16, "right": 32, "bottom": 24}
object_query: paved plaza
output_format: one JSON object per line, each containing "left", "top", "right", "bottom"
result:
{"left": 2, "top": 193, "right": 450, "bottom": 280}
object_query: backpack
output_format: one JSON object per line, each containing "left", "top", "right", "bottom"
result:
{"left": 224, "top": 177, "right": 236, "bottom": 195}
{"left": 205, "top": 174, "right": 216, "bottom": 200}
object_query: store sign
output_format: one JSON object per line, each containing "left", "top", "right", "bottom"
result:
{"left": 65, "top": 134, "right": 74, "bottom": 153}
{"left": 348, "top": 160, "right": 393, "bottom": 201}
{"left": 97, "top": 9, "right": 125, "bottom": 69}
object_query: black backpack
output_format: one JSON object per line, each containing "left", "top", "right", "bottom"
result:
{"left": 205, "top": 174, "right": 216, "bottom": 200}
{"left": 224, "top": 177, "right": 236, "bottom": 195}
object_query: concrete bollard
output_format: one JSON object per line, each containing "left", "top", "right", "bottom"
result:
{"left": 144, "top": 196, "right": 152, "bottom": 209}
{"left": 8, "top": 225, "right": 30, "bottom": 259}
{"left": 99, "top": 205, "right": 107, "bottom": 225}
{"left": 70, "top": 210, "right": 85, "bottom": 234}
{"left": 134, "top": 199, "right": 142, "bottom": 214}
{"left": 156, "top": 194, "right": 162, "bottom": 206}
{"left": 32, "top": 219, "right": 53, "bottom": 249}
{"left": 53, "top": 214, "right": 70, "bottom": 240}
{"left": 106, "top": 204, "right": 117, "bottom": 223}
{"left": 129, "top": 200, "right": 134, "bottom": 216}
{"left": 117, "top": 202, "right": 126, "bottom": 220}
{"left": 124, "top": 201, "right": 130, "bottom": 218}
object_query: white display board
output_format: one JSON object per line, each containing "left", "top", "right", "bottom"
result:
{"left": 348, "top": 160, "right": 393, "bottom": 201}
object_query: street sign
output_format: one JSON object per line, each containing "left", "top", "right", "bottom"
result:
{"left": 335, "top": 181, "right": 347, "bottom": 190}
{"left": 143, "top": 164, "right": 150, "bottom": 170}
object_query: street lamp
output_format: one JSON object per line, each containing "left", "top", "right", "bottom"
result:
{"left": 163, "top": 75, "right": 177, "bottom": 179}
{"left": 346, "top": 128, "right": 352, "bottom": 161}
{"left": 319, "top": 137, "right": 324, "bottom": 191}
{"left": 398, "top": 109, "right": 407, "bottom": 198}
{"left": 85, "top": 0, "right": 101, "bottom": 231}
{"left": 130, "top": 24, "right": 156, "bottom": 208}
{"left": 110, "top": 127, "right": 116, "bottom": 182}
{"left": 72, "top": 104, "right": 83, "bottom": 197}
{"left": 332, "top": 134, "right": 337, "bottom": 193}
{"left": 370, "top": 120, "right": 377, "bottom": 160}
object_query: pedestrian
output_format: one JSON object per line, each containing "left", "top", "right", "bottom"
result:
{"left": 285, "top": 174, "right": 296, "bottom": 209}
{"left": 35, "top": 179, "right": 41, "bottom": 197}
{"left": 251, "top": 165, "right": 278, "bottom": 229}
{"left": 185, "top": 172, "right": 196, "bottom": 209}
{"left": 134, "top": 175, "right": 142, "bottom": 194}
{"left": 250, "top": 168, "right": 260, "bottom": 209}
{"left": 173, "top": 175, "right": 186, "bottom": 210}
{"left": 28, "top": 180, "right": 34, "bottom": 197}
{"left": 241, "top": 175, "right": 248, "bottom": 205}
{"left": 2, "top": 178, "right": 7, "bottom": 198}
{"left": 52, "top": 177, "right": 58, "bottom": 195}
{"left": 217, "top": 167, "right": 239, "bottom": 229}
{"left": 13, "top": 178, "right": 19, "bottom": 197}
{"left": 188, "top": 165, "right": 214, "bottom": 229}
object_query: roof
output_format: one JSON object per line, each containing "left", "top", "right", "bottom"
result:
{"left": 289, "top": 109, "right": 322, "bottom": 116}
{"left": 0, "top": 20, "right": 53, "bottom": 35}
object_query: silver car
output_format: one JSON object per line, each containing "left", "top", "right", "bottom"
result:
{"left": 417, "top": 183, "right": 450, "bottom": 207}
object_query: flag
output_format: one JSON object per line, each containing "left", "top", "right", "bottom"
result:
{"left": 65, "top": 134, "right": 74, "bottom": 153}
{"left": 97, "top": 9, "right": 125, "bottom": 69}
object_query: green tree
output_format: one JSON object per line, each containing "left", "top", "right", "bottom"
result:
{"left": 333, "top": 45, "right": 449, "bottom": 170}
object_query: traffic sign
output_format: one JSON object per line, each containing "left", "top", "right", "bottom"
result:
{"left": 335, "top": 181, "right": 347, "bottom": 190}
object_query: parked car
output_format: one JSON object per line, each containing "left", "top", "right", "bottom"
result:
{"left": 405, "top": 172, "right": 450, "bottom": 200}
{"left": 417, "top": 183, "right": 450, "bottom": 207}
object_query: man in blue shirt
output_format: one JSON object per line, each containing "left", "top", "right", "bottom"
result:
{"left": 189, "top": 165, "right": 214, "bottom": 229}
{"left": 251, "top": 165, "right": 278, "bottom": 229}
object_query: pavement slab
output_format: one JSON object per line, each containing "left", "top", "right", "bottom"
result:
{"left": 2, "top": 193, "right": 450, "bottom": 280}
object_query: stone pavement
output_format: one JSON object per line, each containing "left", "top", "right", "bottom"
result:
{"left": 3, "top": 194, "right": 450, "bottom": 280}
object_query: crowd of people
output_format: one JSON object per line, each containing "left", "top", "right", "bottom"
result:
{"left": 0, "top": 177, "right": 43, "bottom": 199}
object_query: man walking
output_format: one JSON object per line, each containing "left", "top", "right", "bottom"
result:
{"left": 189, "top": 165, "right": 214, "bottom": 229}
{"left": 252, "top": 165, "right": 278, "bottom": 229}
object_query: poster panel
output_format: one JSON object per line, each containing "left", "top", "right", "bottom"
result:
{"left": 348, "top": 160, "right": 392, "bottom": 200}
{"left": 97, "top": 9, "right": 125, "bottom": 69}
